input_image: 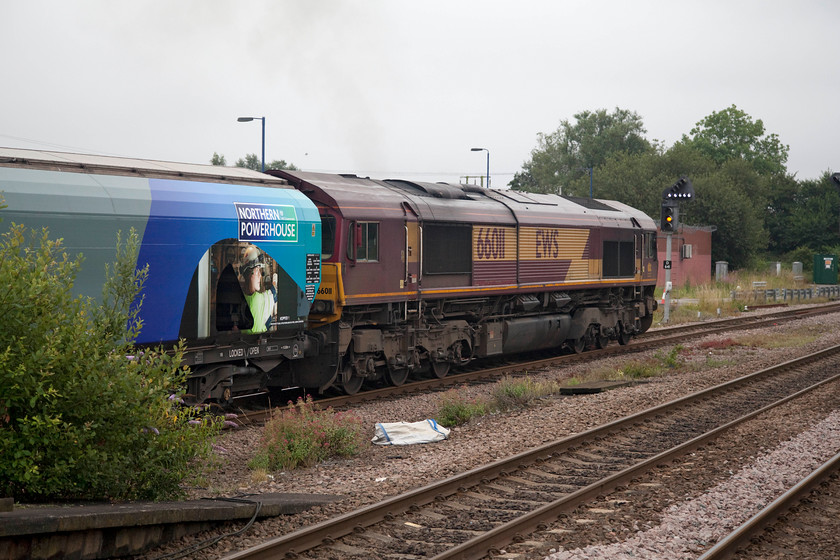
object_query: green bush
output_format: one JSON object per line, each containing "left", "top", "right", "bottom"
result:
{"left": 0, "top": 225, "right": 220, "bottom": 502}
{"left": 249, "top": 396, "right": 365, "bottom": 471}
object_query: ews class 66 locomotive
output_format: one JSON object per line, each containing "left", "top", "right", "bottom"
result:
{"left": 0, "top": 149, "right": 657, "bottom": 402}
{"left": 271, "top": 170, "right": 659, "bottom": 395}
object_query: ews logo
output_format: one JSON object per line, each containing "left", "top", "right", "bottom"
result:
{"left": 535, "top": 229, "right": 560, "bottom": 258}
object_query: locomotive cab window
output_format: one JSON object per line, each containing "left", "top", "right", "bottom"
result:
{"left": 347, "top": 221, "right": 379, "bottom": 262}
{"left": 320, "top": 214, "right": 336, "bottom": 260}
{"left": 645, "top": 232, "right": 657, "bottom": 260}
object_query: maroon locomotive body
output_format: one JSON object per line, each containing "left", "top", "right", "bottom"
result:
{"left": 271, "top": 170, "right": 658, "bottom": 394}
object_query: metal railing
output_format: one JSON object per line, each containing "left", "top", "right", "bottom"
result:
{"left": 731, "top": 285, "right": 840, "bottom": 303}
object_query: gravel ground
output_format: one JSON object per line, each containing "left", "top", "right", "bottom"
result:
{"left": 544, "top": 395, "right": 840, "bottom": 559}
{"left": 139, "top": 305, "right": 840, "bottom": 559}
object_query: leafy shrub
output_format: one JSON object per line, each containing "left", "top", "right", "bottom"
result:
{"left": 249, "top": 396, "right": 365, "bottom": 471}
{"left": 0, "top": 225, "right": 220, "bottom": 502}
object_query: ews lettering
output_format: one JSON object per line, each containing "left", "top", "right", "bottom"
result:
{"left": 535, "top": 229, "right": 560, "bottom": 258}
{"left": 476, "top": 227, "right": 506, "bottom": 260}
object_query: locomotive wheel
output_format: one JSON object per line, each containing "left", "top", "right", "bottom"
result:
{"left": 386, "top": 366, "right": 410, "bottom": 387}
{"left": 430, "top": 360, "right": 451, "bottom": 378}
{"left": 340, "top": 364, "right": 364, "bottom": 395}
{"left": 617, "top": 324, "right": 632, "bottom": 346}
{"left": 595, "top": 331, "right": 610, "bottom": 349}
{"left": 638, "top": 314, "right": 654, "bottom": 334}
{"left": 570, "top": 337, "right": 586, "bottom": 354}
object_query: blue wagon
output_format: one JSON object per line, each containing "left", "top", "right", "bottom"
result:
{"left": 0, "top": 148, "right": 322, "bottom": 403}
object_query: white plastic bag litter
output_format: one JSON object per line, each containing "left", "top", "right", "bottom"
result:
{"left": 371, "top": 419, "right": 450, "bottom": 446}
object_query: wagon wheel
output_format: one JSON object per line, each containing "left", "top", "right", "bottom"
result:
{"left": 220, "top": 386, "right": 234, "bottom": 407}
{"left": 386, "top": 365, "right": 410, "bottom": 387}
{"left": 339, "top": 363, "right": 364, "bottom": 395}
{"left": 430, "top": 359, "right": 451, "bottom": 379}
{"left": 569, "top": 337, "right": 586, "bottom": 354}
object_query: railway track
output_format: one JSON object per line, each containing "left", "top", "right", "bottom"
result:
{"left": 223, "top": 340, "right": 840, "bottom": 559}
{"left": 699, "top": 451, "right": 840, "bottom": 560}
{"left": 233, "top": 302, "right": 840, "bottom": 425}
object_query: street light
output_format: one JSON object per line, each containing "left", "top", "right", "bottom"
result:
{"left": 237, "top": 116, "right": 265, "bottom": 172}
{"left": 470, "top": 147, "right": 490, "bottom": 188}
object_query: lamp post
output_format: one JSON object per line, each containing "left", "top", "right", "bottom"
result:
{"left": 470, "top": 147, "right": 490, "bottom": 188}
{"left": 237, "top": 116, "right": 265, "bottom": 172}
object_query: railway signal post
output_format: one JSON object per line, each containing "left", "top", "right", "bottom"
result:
{"left": 661, "top": 177, "right": 694, "bottom": 322}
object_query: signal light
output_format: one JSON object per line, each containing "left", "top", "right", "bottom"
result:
{"left": 662, "top": 177, "right": 695, "bottom": 201}
{"left": 661, "top": 204, "right": 678, "bottom": 233}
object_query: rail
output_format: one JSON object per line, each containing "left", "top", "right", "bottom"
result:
{"left": 698, "top": 451, "right": 840, "bottom": 560}
{"left": 223, "top": 345, "right": 840, "bottom": 559}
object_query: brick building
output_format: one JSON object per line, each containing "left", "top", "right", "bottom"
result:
{"left": 656, "top": 225, "right": 715, "bottom": 288}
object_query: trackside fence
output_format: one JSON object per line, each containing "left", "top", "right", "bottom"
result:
{"left": 730, "top": 286, "right": 840, "bottom": 304}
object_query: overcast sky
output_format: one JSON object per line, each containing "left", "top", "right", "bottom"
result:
{"left": 2, "top": 1, "right": 837, "bottom": 186}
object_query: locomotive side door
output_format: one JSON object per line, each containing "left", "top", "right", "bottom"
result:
{"left": 641, "top": 230, "right": 658, "bottom": 281}
{"left": 635, "top": 231, "right": 642, "bottom": 281}
{"left": 401, "top": 201, "right": 421, "bottom": 300}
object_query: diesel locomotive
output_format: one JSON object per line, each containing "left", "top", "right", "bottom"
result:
{"left": 271, "top": 170, "right": 659, "bottom": 395}
{"left": 0, "top": 148, "right": 658, "bottom": 402}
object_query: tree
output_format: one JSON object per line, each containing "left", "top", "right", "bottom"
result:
{"left": 511, "top": 108, "right": 654, "bottom": 194}
{"left": 595, "top": 145, "right": 769, "bottom": 269}
{"left": 767, "top": 172, "right": 840, "bottom": 254}
{"left": 691, "top": 160, "right": 768, "bottom": 269}
{"left": 680, "top": 105, "right": 789, "bottom": 176}
{"left": 210, "top": 153, "right": 298, "bottom": 172}
{"left": 591, "top": 143, "right": 717, "bottom": 220}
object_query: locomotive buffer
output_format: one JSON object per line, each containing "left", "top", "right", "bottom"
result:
{"left": 660, "top": 177, "right": 694, "bottom": 322}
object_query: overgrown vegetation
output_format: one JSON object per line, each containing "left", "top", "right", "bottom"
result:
{"left": 493, "top": 375, "right": 560, "bottom": 411}
{"left": 249, "top": 396, "right": 365, "bottom": 472}
{"left": 435, "top": 375, "right": 562, "bottom": 428}
{"left": 567, "top": 345, "right": 687, "bottom": 386}
{"left": 435, "top": 389, "right": 492, "bottom": 428}
{"left": 654, "top": 267, "right": 836, "bottom": 326}
{"left": 0, "top": 224, "right": 220, "bottom": 502}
